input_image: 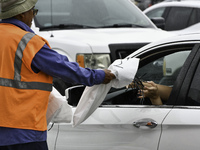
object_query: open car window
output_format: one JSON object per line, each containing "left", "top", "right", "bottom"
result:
{"left": 137, "top": 51, "right": 190, "bottom": 86}
{"left": 102, "top": 49, "right": 191, "bottom": 106}
{"left": 66, "top": 44, "right": 194, "bottom": 107}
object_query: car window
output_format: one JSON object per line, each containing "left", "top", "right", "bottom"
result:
{"left": 103, "top": 48, "right": 191, "bottom": 106}
{"left": 35, "top": 0, "right": 154, "bottom": 30}
{"left": 186, "top": 64, "right": 200, "bottom": 106}
{"left": 137, "top": 51, "right": 190, "bottom": 87}
{"left": 188, "top": 8, "right": 200, "bottom": 27}
{"left": 165, "top": 7, "right": 193, "bottom": 31}
{"left": 167, "top": 44, "right": 200, "bottom": 106}
{"left": 145, "top": 7, "right": 166, "bottom": 18}
{"left": 186, "top": 57, "right": 200, "bottom": 106}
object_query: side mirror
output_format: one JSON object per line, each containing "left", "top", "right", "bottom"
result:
{"left": 150, "top": 17, "right": 165, "bottom": 30}
{"left": 65, "top": 85, "right": 142, "bottom": 106}
{"left": 65, "top": 85, "right": 85, "bottom": 107}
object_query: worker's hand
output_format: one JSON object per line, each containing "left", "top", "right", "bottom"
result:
{"left": 102, "top": 69, "right": 116, "bottom": 84}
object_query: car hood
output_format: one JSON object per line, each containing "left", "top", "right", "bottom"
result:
{"left": 38, "top": 28, "right": 173, "bottom": 46}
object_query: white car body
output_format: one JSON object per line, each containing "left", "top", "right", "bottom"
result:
{"left": 171, "top": 22, "right": 200, "bottom": 35}
{"left": 32, "top": 28, "right": 171, "bottom": 61}
{"left": 47, "top": 31, "right": 200, "bottom": 150}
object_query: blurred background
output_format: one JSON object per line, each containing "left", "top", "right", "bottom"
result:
{"left": 132, "top": 0, "right": 199, "bottom": 10}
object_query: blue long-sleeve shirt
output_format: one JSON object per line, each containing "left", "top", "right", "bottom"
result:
{"left": 32, "top": 44, "right": 105, "bottom": 86}
{"left": 0, "top": 18, "right": 105, "bottom": 146}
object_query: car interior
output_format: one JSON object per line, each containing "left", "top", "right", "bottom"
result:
{"left": 65, "top": 46, "right": 192, "bottom": 107}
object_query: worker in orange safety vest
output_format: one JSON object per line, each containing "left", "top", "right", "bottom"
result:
{"left": 0, "top": 0, "right": 115, "bottom": 150}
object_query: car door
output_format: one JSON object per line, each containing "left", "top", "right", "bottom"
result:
{"left": 158, "top": 44, "right": 200, "bottom": 150}
{"left": 48, "top": 107, "right": 171, "bottom": 150}
{"left": 47, "top": 43, "right": 194, "bottom": 150}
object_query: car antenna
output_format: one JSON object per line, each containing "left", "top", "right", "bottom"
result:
{"left": 50, "top": 0, "right": 54, "bottom": 37}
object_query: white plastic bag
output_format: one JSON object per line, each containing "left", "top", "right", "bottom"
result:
{"left": 46, "top": 87, "right": 72, "bottom": 125}
{"left": 73, "top": 58, "right": 139, "bottom": 126}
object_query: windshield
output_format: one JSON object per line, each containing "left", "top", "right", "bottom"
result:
{"left": 34, "top": 0, "right": 155, "bottom": 30}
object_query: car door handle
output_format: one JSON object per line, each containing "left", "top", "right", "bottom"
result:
{"left": 133, "top": 118, "right": 157, "bottom": 128}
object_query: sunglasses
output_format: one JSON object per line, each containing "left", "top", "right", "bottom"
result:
{"left": 33, "top": 8, "right": 38, "bottom": 16}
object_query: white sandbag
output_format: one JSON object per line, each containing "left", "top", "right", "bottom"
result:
{"left": 46, "top": 87, "right": 72, "bottom": 125}
{"left": 73, "top": 58, "right": 139, "bottom": 126}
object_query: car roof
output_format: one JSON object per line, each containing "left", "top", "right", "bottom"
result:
{"left": 129, "top": 32, "right": 200, "bottom": 58}
{"left": 143, "top": 1, "right": 200, "bottom": 13}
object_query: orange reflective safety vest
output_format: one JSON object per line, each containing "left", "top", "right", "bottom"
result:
{"left": 0, "top": 23, "right": 53, "bottom": 131}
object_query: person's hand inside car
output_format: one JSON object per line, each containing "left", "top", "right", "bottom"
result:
{"left": 127, "top": 80, "right": 169, "bottom": 105}
{"left": 138, "top": 81, "right": 163, "bottom": 105}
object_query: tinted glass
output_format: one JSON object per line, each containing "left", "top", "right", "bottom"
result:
{"left": 34, "top": 0, "right": 154, "bottom": 30}
{"left": 165, "top": 7, "right": 193, "bottom": 31}
{"left": 146, "top": 7, "right": 166, "bottom": 18}
{"left": 186, "top": 62, "right": 200, "bottom": 106}
{"left": 188, "top": 8, "right": 200, "bottom": 26}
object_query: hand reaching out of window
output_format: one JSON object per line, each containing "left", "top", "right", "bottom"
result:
{"left": 128, "top": 81, "right": 172, "bottom": 105}
{"left": 138, "top": 81, "right": 162, "bottom": 105}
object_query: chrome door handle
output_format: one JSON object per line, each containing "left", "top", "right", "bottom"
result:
{"left": 133, "top": 118, "right": 157, "bottom": 128}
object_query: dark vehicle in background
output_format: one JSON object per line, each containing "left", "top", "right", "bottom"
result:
{"left": 144, "top": 1, "right": 200, "bottom": 31}
{"left": 133, "top": 0, "right": 152, "bottom": 10}
{"left": 132, "top": 0, "right": 164, "bottom": 10}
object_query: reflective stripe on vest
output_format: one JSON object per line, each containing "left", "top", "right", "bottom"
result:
{"left": 0, "top": 32, "right": 52, "bottom": 91}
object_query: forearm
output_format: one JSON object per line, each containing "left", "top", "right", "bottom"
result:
{"left": 157, "top": 84, "right": 172, "bottom": 102}
{"left": 31, "top": 45, "right": 105, "bottom": 86}
{"left": 141, "top": 81, "right": 164, "bottom": 105}
{"left": 150, "top": 96, "right": 163, "bottom": 105}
